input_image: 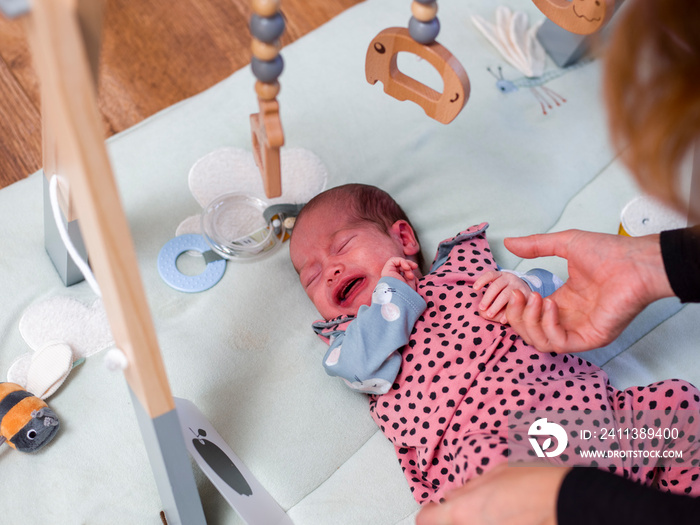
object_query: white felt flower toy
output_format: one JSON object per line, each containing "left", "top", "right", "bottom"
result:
{"left": 176, "top": 147, "right": 328, "bottom": 238}
{"left": 7, "top": 296, "right": 115, "bottom": 400}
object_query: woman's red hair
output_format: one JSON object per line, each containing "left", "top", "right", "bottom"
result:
{"left": 604, "top": 0, "right": 700, "bottom": 215}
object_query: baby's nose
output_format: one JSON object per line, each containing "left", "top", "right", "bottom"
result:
{"left": 325, "top": 265, "right": 343, "bottom": 283}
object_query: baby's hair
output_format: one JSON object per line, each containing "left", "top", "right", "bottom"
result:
{"left": 294, "top": 183, "right": 426, "bottom": 270}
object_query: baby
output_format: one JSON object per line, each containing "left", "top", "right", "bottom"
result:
{"left": 290, "top": 183, "right": 700, "bottom": 504}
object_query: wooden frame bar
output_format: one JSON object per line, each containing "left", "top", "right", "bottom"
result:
{"left": 23, "top": 0, "right": 205, "bottom": 521}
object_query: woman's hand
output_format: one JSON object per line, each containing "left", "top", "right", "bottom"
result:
{"left": 503, "top": 230, "right": 673, "bottom": 353}
{"left": 416, "top": 464, "right": 570, "bottom": 525}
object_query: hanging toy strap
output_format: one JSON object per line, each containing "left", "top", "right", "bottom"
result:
{"left": 365, "top": 1, "right": 470, "bottom": 124}
{"left": 249, "top": 0, "right": 285, "bottom": 198}
{"left": 49, "top": 175, "right": 102, "bottom": 297}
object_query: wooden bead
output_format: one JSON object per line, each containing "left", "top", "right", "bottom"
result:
{"left": 251, "top": 38, "right": 280, "bottom": 61}
{"left": 255, "top": 80, "right": 280, "bottom": 100}
{"left": 409, "top": 16, "right": 440, "bottom": 44}
{"left": 411, "top": 1, "right": 437, "bottom": 22}
{"left": 251, "top": 0, "right": 280, "bottom": 18}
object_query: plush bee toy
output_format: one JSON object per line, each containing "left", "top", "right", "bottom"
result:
{"left": 0, "top": 382, "right": 59, "bottom": 453}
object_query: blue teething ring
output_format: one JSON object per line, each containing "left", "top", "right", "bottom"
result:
{"left": 158, "top": 234, "right": 226, "bottom": 293}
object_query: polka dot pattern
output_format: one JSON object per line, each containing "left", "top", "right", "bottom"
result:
{"left": 367, "top": 225, "right": 700, "bottom": 504}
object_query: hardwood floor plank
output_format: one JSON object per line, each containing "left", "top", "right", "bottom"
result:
{"left": 0, "top": 0, "right": 364, "bottom": 190}
{"left": 97, "top": 0, "right": 253, "bottom": 133}
{"left": 0, "top": 16, "right": 39, "bottom": 109}
{"left": 0, "top": 55, "right": 41, "bottom": 185}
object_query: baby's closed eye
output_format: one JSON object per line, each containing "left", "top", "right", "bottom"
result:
{"left": 302, "top": 267, "right": 321, "bottom": 289}
{"left": 333, "top": 235, "right": 355, "bottom": 255}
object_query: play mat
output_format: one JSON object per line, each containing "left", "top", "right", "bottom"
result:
{"left": 2, "top": 0, "right": 699, "bottom": 523}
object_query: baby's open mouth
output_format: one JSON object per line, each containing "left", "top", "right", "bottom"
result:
{"left": 338, "top": 277, "right": 364, "bottom": 303}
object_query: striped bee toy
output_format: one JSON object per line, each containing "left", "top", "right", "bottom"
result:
{"left": 0, "top": 382, "right": 59, "bottom": 453}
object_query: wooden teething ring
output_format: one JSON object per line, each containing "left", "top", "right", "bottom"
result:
{"left": 365, "top": 1, "right": 470, "bottom": 124}
{"left": 365, "top": 27, "right": 470, "bottom": 125}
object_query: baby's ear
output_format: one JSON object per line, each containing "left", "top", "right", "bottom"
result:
{"left": 390, "top": 220, "right": 421, "bottom": 257}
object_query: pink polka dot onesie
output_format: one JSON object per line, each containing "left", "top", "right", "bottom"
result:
{"left": 312, "top": 224, "right": 700, "bottom": 504}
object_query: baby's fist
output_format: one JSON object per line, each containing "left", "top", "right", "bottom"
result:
{"left": 382, "top": 257, "right": 419, "bottom": 291}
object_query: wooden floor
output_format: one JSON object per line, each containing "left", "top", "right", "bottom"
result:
{"left": 0, "top": 0, "right": 363, "bottom": 190}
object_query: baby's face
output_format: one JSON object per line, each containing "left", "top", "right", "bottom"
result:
{"left": 290, "top": 204, "right": 414, "bottom": 320}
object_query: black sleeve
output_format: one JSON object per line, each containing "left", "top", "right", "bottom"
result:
{"left": 660, "top": 226, "right": 700, "bottom": 303}
{"left": 557, "top": 467, "right": 700, "bottom": 525}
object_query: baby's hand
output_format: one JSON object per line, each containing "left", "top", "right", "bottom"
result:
{"left": 382, "top": 257, "right": 419, "bottom": 291}
{"left": 474, "top": 270, "right": 535, "bottom": 324}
